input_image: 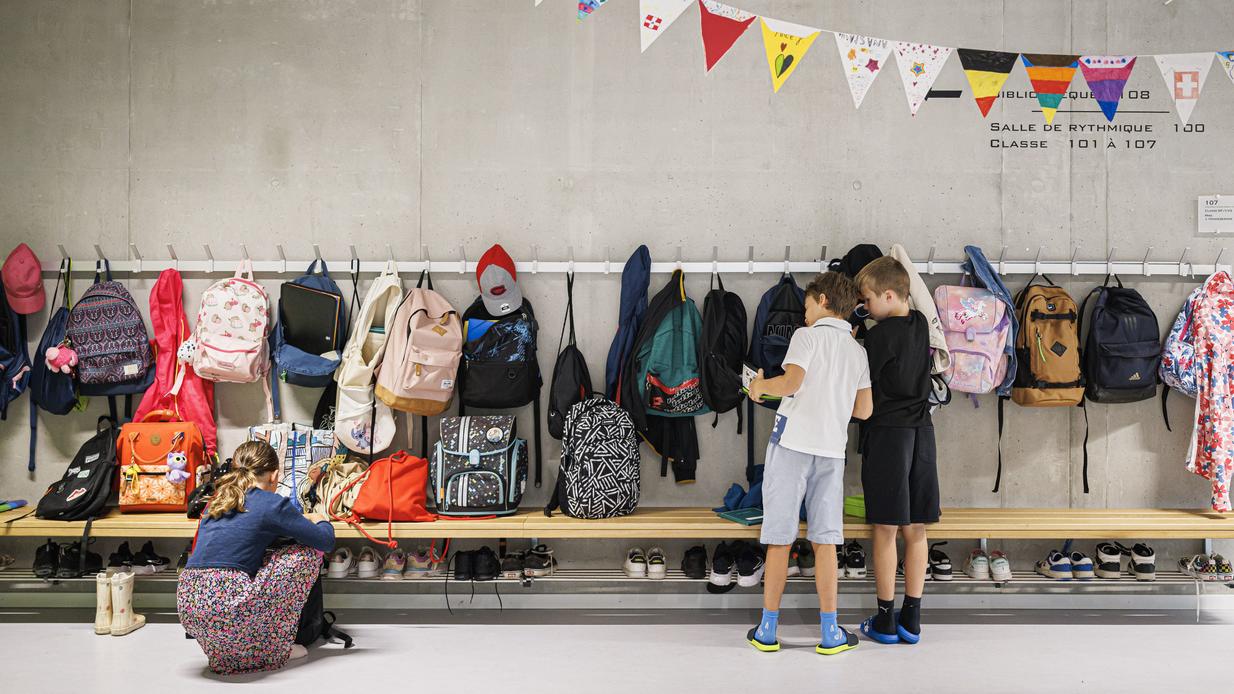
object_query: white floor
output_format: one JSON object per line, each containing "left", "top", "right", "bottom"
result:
{"left": 0, "top": 612, "right": 1227, "bottom": 692}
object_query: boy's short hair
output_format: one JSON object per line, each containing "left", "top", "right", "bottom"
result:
{"left": 805, "top": 271, "right": 861, "bottom": 318}
{"left": 855, "top": 257, "right": 910, "bottom": 300}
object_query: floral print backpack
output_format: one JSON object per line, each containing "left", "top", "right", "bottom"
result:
{"left": 1158, "top": 285, "right": 1203, "bottom": 430}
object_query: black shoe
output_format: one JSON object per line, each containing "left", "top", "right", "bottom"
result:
{"left": 34, "top": 539, "right": 59, "bottom": 579}
{"left": 108, "top": 541, "right": 134, "bottom": 575}
{"left": 132, "top": 541, "right": 169, "bottom": 575}
{"left": 843, "top": 540, "right": 867, "bottom": 579}
{"left": 735, "top": 542, "right": 766, "bottom": 588}
{"left": 681, "top": 545, "right": 708, "bottom": 579}
{"left": 708, "top": 542, "right": 736, "bottom": 588}
{"left": 500, "top": 551, "right": 526, "bottom": 579}
{"left": 473, "top": 547, "right": 500, "bottom": 581}
{"left": 453, "top": 551, "right": 475, "bottom": 581}
{"left": 523, "top": 544, "right": 556, "bottom": 577}
{"left": 57, "top": 542, "right": 100, "bottom": 578}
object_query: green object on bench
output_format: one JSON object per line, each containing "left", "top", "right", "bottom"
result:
{"left": 717, "top": 508, "right": 764, "bottom": 526}
{"left": 844, "top": 495, "right": 865, "bottom": 520}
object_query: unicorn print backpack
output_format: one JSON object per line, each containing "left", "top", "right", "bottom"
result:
{"left": 933, "top": 284, "right": 1010, "bottom": 395}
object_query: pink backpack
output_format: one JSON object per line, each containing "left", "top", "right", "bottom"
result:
{"left": 933, "top": 285, "right": 1010, "bottom": 394}
{"left": 375, "top": 272, "right": 462, "bottom": 416}
{"left": 189, "top": 260, "right": 271, "bottom": 385}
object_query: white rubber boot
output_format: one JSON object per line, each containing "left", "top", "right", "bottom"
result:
{"left": 109, "top": 571, "right": 146, "bottom": 636}
{"left": 94, "top": 572, "right": 112, "bottom": 635}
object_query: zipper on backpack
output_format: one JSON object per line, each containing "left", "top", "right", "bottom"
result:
{"left": 1036, "top": 330, "right": 1047, "bottom": 363}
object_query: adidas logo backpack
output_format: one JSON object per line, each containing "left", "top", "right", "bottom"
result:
{"left": 191, "top": 259, "right": 271, "bottom": 384}
{"left": 544, "top": 397, "right": 640, "bottom": 519}
{"left": 1079, "top": 275, "right": 1161, "bottom": 404}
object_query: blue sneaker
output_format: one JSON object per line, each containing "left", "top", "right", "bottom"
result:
{"left": 1034, "top": 550, "right": 1072, "bottom": 580}
{"left": 859, "top": 617, "right": 900, "bottom": 644}
{"left": 1069, "top": 551, "right": 1095, "bottom": 580}
{"left": 894, "top": 611, "right": 920, "bottom": 644}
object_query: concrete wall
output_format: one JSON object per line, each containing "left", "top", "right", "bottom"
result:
{"left": 2, "top": 0, "right": 1232, "bottom": 566}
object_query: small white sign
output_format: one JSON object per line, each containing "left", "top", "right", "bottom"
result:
{"left": 1198, "top": 195, "right": 1234, "bottom": 235}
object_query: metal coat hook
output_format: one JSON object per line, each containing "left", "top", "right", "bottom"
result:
{"left": 819, "top": 245, "right": 828, "bottom": 273}
{"left": 1070, "top": 247, "right": 1080, "bottom": 276}
{"left": 747, "top": 246, "right": 755, "bottom": 275}
{"left": 58, "top": 245, "right": 68, "bottom": 260}
{"left": 532, "top": 245, "right": 539, "bottom": 275}
{"left": 128, "top": 243, "right": 143, "bottom": 271}
{"left": 712, "top": 246, "right": 719, "bottom": 275}
{"left": 165, "top": 244, "right": 178, "bottom": 271}
{"left": 1141, "top": 246, "right": 1154, "bottom": 277}
{"left": 276, "top": 245, "right": 287, "bottom": 273}
{"left": 927, "top": 246, "right": 936, "bottom": 275}
{"left": 312, "top": 245, "right": 322, "bottom": 262}
{"left": 240, "top": 244, "right": 250, "bottom": 261}
{"left": 386, "top": 244, "right": 395, "bottom": 264}
{"left": 783, "top": 246, "right": 792, "bottom": 276}
{"left": 349, "top": 245, "right": 358, "bottom": 262}
{"left": 1178, "top": 247, "right": 1191, "bottom": 277}
{"left": 422, "top": 245, "right": 431, "bottom": 274}
{"left": 1106, "top": 247, "right": 1117, "bottom": 275}
{"left": 202, "top": 244, "right": 215, "bottom": 273}
{"left": 1034, "top": 246, "right": 1043, "bottom": 276}
{"left": 604, "top": 246, "right": 611, "bottom": 275}
{"left": 675, "top": 247, "right": 683, "bottom": 271}
{"left": 94, "top": 244, "right": 105, "bottom": 261}
{"left": 458, "top": 246, "right": 466, "bottom": 275}
{"left": 997, "top": 246, "right": 1007, "bottom": 276}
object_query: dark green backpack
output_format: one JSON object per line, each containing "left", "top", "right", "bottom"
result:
{"left": 635, "top": 272, "right": 709, "bottom": 418}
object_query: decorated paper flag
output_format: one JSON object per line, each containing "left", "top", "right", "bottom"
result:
{"left": 578, "top": 0, "right": 607, "bottom": 21}
{"left": 640, "top": 0, "right": 694, "bottom": 52}
{"left": 893, "top": 42, "right": 953, "bottom": 115}
{"left": 1217, "top": 51, "right": 1234, "bottom": 85}
{"left": 1020, "top": 54, "right": 1079, "bottom": 124}
{"left": 698, "top": 0, "right": 756, "bottom": 72}
{"left": 1154, "top": 53, "right": 1214, "bottom": 125}
{"left": 834, "top": 32, "right": 893, "bottom": 109}
{"left": 760, "top": 18, "right": 821, "bottom": 92}
{"left": 1078, "top": 55, "right": 1137, "bottom": 121}
{"left": 957, "top": 49, "right": 1019, "bottom": 117}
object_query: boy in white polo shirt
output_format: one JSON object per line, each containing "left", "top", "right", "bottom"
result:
{"left": 745, "top": 272, "right": 873, "bottom": 655}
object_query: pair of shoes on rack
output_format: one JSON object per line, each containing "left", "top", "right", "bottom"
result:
{"left": 34, "top": 538, "right": 105, "bottom": 579}
{"left": 963, "top": 547, "right": 1012, "bottom": 582}
{"left": 453, "top": 544, "right": 555, "bottom": 581}
{"left": 681, "top": 545, "right": 708, "bottom": 579}
{"left": 452, "top": 547, "right": 500, "bottom": 581}
{"left": 378, "top": 546, "right": 445, "bottom": 580}
{"left": 1096, "top": 542, "right": 1157, "bottom": 581}
{"left": 104, "top": 541, "right": 167, "bottom": 576}
{"left": 1179, "top": 553, "right": 1231, "bottom": 582}
{"left": 623, "top": 547, "right": 667, "bottom": 579}
{"left": 709, "top": 541, "right": 764, "bottom": 588}
{"left": 787, "top": 540, "right": 816, "bottom": 578}
{"left": 837, "top": 541, "right": 866, "bottom": 579}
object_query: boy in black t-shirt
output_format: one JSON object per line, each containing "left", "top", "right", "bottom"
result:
{"left": 853, "top": 257, "right": 939, "bottom": 646}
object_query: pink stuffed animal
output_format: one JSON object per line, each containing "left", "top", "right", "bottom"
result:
{"left": 44, "top": 345, "right": 78, "bottom": 374}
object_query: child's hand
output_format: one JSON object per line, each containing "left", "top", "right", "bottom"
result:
{"left": 747, "top": 369, "right": 767, "bottom": 402}
{"left": 304, "top": 512, "right": 328, "bottom": 524}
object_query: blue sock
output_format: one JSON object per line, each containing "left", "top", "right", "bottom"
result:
{"left": 754, "top": 609, "right": 779, "bottom": 645}
{"left": 820, "top": 611, "right": 845, "bottom": 647}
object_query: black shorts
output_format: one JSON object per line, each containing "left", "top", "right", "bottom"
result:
{"left": 861, "top": 424, "right": 939, "bottom": 526}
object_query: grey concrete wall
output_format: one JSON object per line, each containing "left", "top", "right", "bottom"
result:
{"left": 2, "top": 0, "right": 1232, "bottom": 568}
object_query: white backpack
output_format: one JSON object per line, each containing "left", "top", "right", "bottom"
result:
{"left": 334, "top": 263, "right": 403, "bottom": 454}
{"left": 188, "top": 261, "right": 274, "bottom": 420}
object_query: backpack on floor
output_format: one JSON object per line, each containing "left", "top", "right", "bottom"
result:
{"left": 1079, "top": 275, "right": 1161, "bottom": 404}
{"left": 29, "top": 260, "right": 78, "bottom": 472}
{"left": 35, "top": 416, "right": 119, "bottom": 521}
{"left": 545, "top": 397, "right": 640, "bottom": 519}
{"left": 294, "top": 577, "right": 353, "bottom": 648}
{"left": 270, "top": 260, "right": 348, "bottom": 404}
{"left": 432, "top": 415, "right": 527, "bottom": 517}
{"left": 548, "top": 273, "right": 593, "bottom": 440}
{"left": 67, "top": 260, "right": 155, "bottom": 421}
{"left": 697, "top": 272, "right": 747, "bottom": 431}
{"left": 1010, "top": 275, "right": 1084, "bottom": 407}
{"left": 1158, "top": 285, "right": 1203, "bottom": 430}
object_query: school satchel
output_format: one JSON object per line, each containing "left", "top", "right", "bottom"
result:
{"left": 545, "top": 398, "right": 640, "bottom": 520}
{"left": 116, "top": 410, "right": 206, "bottom": 513}
{"left": 1010, "top": 275, "right": 1084, "bottom": 407}
{"left": 1079, "top": 275, "right": 1162, "bottom": 404}
{"left": 432, "top": 415, "right": 527, "bottom": 518}
{"left": 547, "top": 273, "right": 593, "bottom": 440}
{"left": 36, "top": 417, "right": 119, "bottom": 521}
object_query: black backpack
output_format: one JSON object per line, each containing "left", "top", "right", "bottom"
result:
{"left": 1080, "top": 275, "right": 1161, "bottom": 404}
{"left": 744, "top": 275, "right": 805, "bottom": 482}
{"left": 458, "top": 297, "right": 543, "bottom": 487}
{"left": 545, "top": 397, "right": 640, "bottom": 519}
{"left": 548, "top": 274, "right": 593, "bottom": 440}
{"left": 35, "top": 417, "right": 119, "bottom": 521}
{"left": 294, "top": 576, "right": 354, "bottom": 649}
{"left": 697, "top": 273, "right": 747, "bottom": 431}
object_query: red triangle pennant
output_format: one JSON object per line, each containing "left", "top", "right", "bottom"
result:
{"left": 698, "top": 0, "right": 756, "bottom": 72}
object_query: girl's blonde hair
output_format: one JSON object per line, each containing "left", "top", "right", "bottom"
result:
{"left": 206, "top": 441, "right": 280, "bottom": 519}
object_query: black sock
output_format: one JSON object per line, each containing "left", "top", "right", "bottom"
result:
{"left": 873, "top": 598, "right": 896, "bottom": 634}
{"left": 899, "top": 595, "right": 922, "bottom": 635}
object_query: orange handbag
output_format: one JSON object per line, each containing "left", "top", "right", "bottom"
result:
{"left": 116, "top": 410, "right": 207, "bottom": 513}
{"left": 333, "top": 450, "right": 435, "bottom": 547}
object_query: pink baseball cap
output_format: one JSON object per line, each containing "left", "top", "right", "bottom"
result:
{"left": 2, "top": 244, "right": 45, "bottom": 314}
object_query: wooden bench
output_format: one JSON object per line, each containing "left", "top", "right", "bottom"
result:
{"left": 4, "top": 506, "right": 1234, "bottom": 540}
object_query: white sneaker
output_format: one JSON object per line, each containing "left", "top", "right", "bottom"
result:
{"left": 963, "top": 549, "right": 990, "bottom": 580}
{"left": 1035, "top": 550, "right": 1073, "bottom": 580}
{"left": 356, "top": 547, "right": 382, "bottom": 579}
{"left": 327, "top": 547, "right": 355, "bottom": 578}
{"left": 646, "top": 547, "right": 667, "bottom": 580}
{"left": 1095, "top": 542, "right": 1124, "bottom": 580}
{"left": 623, "top": 548, "right": 648, "bottom": 578}
{"left": 989, "top": 550, "right": 1012, "bottom": 582}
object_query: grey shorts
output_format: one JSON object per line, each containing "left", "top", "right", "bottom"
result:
{"left": 759, "top": 442, "right": 845, "bottom": 547}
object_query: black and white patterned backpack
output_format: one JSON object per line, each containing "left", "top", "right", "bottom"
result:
{"left": 431, "top": 415, "right": 527, "bottom": 517}
{"left": 544, "top": 397, "right": 640, "bottom": 519}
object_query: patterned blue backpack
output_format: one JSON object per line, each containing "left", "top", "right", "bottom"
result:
{"left": 1159, "top": 285, "right": 1203, "bottom": 430}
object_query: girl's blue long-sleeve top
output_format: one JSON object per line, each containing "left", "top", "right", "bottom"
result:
{"left": 186, "top": 488, "right": 335, "bottom": 576}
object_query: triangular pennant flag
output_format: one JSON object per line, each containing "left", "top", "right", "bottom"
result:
{"left": 957, "top": 49, "right": 1019, "bottom": 117}
{"left": 834, "top": 32, "right": 893, "bottom": 109}
{"left": 1020, "top": 53, "right": 1080, "bottom": 124}
{"left": 1078, "top": 55, "right": 1137, "bottom": 121}
{"left": 578, "top": 0, "right": 607, "bottom": 21}
{"left": 640, "top": 0, "right": 694, "bottom": 53}
{"left": 1154, "top": 53, "right": 1214, "bottom": 125}
{"left": 1215, "top": 51, "right": 1234, "bottom": 86}
{"left": 760, "top": 18, "right": 821, "bottom": 92}
{"left": 893, "top": 42, "right": 953, "bottom": 115}
{"left": 698, "top": 0, "right": 756, "bottom": 72}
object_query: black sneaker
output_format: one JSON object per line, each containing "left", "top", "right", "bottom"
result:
{"left": 928, "top": 542, "right": 953, "bottom": 581}
{"left": 500, "top": 551, "right": 526, "bottom": 579}
{"left": 33, "top": 539, "right": 59, "bottom": 579}
{"left": 735, "top": 542, "right": 766, "bottom": 588}
{"left": 1127, "top": 543, "right": 1156, "bottom": 581}
{"left": 473, "top": 547, "right": 500, "bottom": 581}
{"left": 524, "top": 544, "right": 556, "bottom": 578}
{"left": 132, "top": 541, "right": 169, "bottom": 575}
{"left": 453, "top": 551, "right": 475, "bottom": 581}
{"left": 108, "top": 541, "right": 134, "bottom": 575}
{"left": 56, "top": 542, "right": 100, "bottom": 578}
{"left": 843, "top": 540, "right": 867, "bottom": 578}
{"left": 681, "top": 545, "right": 708, "bottom": 579}
{"left": 708, "top": 542, "right": 736, "bottom": 587}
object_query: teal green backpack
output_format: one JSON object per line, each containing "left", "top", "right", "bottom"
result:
{"left": 635, "top": 273, "right": 709, "bottom": 418}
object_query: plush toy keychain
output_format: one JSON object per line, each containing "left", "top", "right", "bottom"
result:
{"left": 44, "top": 342, "right": 78, "bottom": 374}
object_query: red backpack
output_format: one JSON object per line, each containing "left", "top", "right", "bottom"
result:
{"left": 331, "top": 450, "right": 435, "bottom": 547}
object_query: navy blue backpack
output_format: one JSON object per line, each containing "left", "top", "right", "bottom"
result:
{"left": 29, "top": 260, "right": 79, "bottom": 471}
{"left": 0, "top": 281, "right": 31, "bottom": 422}
{"left": 744, "top": 274, "right": 805, "bottom": 482}
{"left": 270, "top": 261, "right": 349, "bottom": 417}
